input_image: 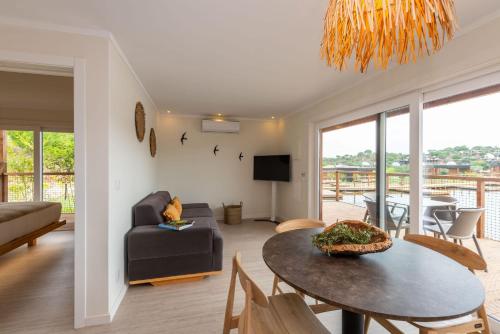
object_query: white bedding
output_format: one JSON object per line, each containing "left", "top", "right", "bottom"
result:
{"left": 0, "top": 202, "right": 62, "bottom": 245}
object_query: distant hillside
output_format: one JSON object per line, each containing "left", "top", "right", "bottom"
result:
{"left": 323, "top": 146, "right": 500, "bottom": 174}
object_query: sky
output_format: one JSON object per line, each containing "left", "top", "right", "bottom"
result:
{"left": 322, "top": 92, "right": 500, "bottom": 158}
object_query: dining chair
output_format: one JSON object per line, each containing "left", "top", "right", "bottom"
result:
{"left": 273, "top": 219, "right": 326, "bottom": 296}
{"left": 364, "top": 200, "right": 410, "bottom": 238}
{"left": 273, "top": 219, "right": 338, "bottom": 315}
{"left": 222, "top": 251, "right": 330, "bottom": 334}
{"left": 424, "top": 208, "right": 486, "bottom": 263}
{"left": 364, "top": 234, "right": 490, "bottom": 334}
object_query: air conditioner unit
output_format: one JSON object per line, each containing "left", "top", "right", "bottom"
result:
{"left": 201, "top": 119, "right": 240, "bottom": 133}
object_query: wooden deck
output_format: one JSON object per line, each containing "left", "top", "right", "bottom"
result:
{"left": 322, "top": 200, "right": 500, "bottom": 321}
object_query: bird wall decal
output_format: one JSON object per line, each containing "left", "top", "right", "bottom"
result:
{"left": 239, "top": 152, "right": 244, "bottom": 161}
{"left": 213, "top": 145, "right": 219, "bottom": 156}
{"left": 180, "top": 132, "right": 188, "bottom": 145}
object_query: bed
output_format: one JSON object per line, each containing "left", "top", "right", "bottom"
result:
{"left": 0, "top": 202, "right": 65, "bottom": 256}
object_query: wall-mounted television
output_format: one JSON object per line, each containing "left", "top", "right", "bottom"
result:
{"left": 253, "top": 155, "right": 291, "bottom": 182}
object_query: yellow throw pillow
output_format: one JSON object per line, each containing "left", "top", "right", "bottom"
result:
{"left": 163, "top": 203, "right": 180, "bottom": 222}
{"left": 171, "top": 196, "right": 182, "bottom": 216}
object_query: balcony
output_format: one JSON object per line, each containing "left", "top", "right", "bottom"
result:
{"left": 322, "top": 170, "right": 500, "bottom": 320}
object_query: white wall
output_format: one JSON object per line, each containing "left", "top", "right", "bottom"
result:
{"left": 0, "top": 23, "right": 111, "bottom": 325}
{"left": 0, "top": 23, "right": 161, "bottom": 326}
{"left": 107, "top": 41, "right": 158, "bottom": 317}
{"left": 0, "top": 24, "right": 112, "bottom": 323}
{"left": 156, "top": 116, "right": 283, "bottom": 219}
{"left": 277, "top": 17, "right": 500, "bottom": 221}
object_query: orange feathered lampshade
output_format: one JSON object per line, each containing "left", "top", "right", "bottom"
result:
{"left": 321, "top": 0, "right": 458, "bottom": 73}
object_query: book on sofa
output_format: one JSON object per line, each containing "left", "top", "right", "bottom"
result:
{"left": 159, "top": 220, "right": 195, "bottom": 231}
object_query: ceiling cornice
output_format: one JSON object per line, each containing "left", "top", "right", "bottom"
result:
{"left": 0, "top": 16, "right": 159, "bottom": 113}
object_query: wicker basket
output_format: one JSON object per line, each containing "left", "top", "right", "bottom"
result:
{"left": 314, "top": 220, "right": 392, "bottom": 256}
{"left": 223, "top": 202, "right": 243, "bottom": 225}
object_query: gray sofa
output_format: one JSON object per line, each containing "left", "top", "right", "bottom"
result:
{"left": 127, "top": 191, "right": 223, "bottom": 283}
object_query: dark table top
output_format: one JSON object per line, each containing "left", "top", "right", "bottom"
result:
{"left": 262, "top": 229, "right": 485, "bottom": 322}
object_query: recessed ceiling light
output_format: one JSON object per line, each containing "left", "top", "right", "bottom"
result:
{"left": 271, "top": 116, "right": 275, "bottom": 119}
{"left": 167, "top": 110, "right": 171, "bottom": 114}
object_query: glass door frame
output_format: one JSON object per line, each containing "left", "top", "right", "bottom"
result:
{"left": 0, "top": 124, "right": 74, "bottom": 203}
{"left": 313, "top": 91, "right": 423, "bottom": 234}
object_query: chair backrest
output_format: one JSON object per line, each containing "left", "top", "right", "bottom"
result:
{"left": 430, "top": 195, "right": 457, "bottom": 221}
{"left": 234, "top": 252, "right": 269, "bottom": 307}
{"left": 362, "top": 192, "right": 376, "bottom": 201}
{"left": 430, "top": 195, "right": 457, "bottom": 203}
{"left": 364, "top": 200, "right": 397, "bottom": 229}
{"left": 364, "top": 200, "right": 378, "bottom": 225}
{"left": 446, "top": 208, "right": 484, "bottom": 238}
{"left": 275, "top": 219, "right": 325, "bottom": 234}
{"left": 404, "top": 234, "right": 487, "bottom": 272}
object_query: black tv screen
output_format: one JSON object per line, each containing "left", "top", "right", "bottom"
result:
{"left": 253, "top": 155, "right": 291, "bottom": 182}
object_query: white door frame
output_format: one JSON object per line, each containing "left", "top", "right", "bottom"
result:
{"left": 0, "top": 50, "right": 87, "bottom": 328}
{"left": 311, "top": 91, "right": 423, "bottom": 234}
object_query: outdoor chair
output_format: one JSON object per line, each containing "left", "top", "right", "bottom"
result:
{"left": 423, "top": 195, "right": 457, "bottom": 227}
{"left": 364, "top": 234, "right": 490, "bottom": 334}
{"left": 424, "top": 208, "right": 486, "bottom": 264}
{"left": 223, "top": 252, "right": 330, "bottom": 334}
{"left": 365, "top": 200, "right": 410, "bottom": 238}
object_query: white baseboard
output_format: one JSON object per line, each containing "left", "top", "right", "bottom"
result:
{"left": 84, "top": 313, "right": 111, "bottom": 327}
{"left": 83, "top": 284, "right": 127, "bottom": 327}
{"left": 110, "top": 284, "right": 128, "bottom": 322}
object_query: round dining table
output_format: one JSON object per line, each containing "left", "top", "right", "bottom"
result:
{"left": 262, "top": 229, "right": 485, "bottom": 334}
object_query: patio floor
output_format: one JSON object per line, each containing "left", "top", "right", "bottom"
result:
{"left": 322, "top": 200, "right": 500, "bottom": 321}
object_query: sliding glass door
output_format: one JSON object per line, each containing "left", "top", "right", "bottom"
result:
{"left": 320, "top": 117, "right": 378, "bottom": 224}
{"left": 320, "top": 107, "right": 410, "bottom": 237}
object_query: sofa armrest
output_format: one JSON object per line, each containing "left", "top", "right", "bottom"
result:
{"left": 212, "top": 225, "right": 223, "bottom": 271}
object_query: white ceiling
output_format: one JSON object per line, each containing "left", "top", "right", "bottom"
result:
{"left": 0, "top": 0, "right": 499, "bottom": 118}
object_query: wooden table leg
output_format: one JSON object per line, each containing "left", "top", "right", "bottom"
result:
{"left": 342, "top": 310, "right": 364, "bottom": 334}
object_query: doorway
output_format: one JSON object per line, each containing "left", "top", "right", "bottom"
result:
{"left": 0, "top": 62, "right": 84, "bottom": 330}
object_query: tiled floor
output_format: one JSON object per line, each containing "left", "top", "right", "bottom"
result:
{"left": 323, "top": 200, "right": 500, "bottom": 321}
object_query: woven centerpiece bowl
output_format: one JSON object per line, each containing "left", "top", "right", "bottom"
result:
{"left": 313, "top": 220, "right": 392, "bottom": 256}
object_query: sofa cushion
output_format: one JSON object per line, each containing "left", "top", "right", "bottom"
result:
{"left": 155, "top": 191, "right": 172, "bottom": 204}
{"left": 181, "top": 207, "right": 213, "bottom": 218}
{"left": 128, "top": 217, "right": 217, "bottom": 261}
{"left": 171, "top": 196, "right": 182, "bottom": 215}
{"left": 182, "top": 203, "right": 209, "bottom": 209}
{"left": 163, "top": 203, "right": 180, "bottom": 221}
{"left": 134, "top": 193, "right": 168, "bottom": 226}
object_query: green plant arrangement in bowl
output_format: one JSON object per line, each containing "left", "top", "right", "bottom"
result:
{"left": 312, "top": 220, "right": 392, "bottom": 256}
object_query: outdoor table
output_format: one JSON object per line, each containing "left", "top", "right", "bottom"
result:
{"left": 262, "top": 229, "right": 484, "bottom": 334}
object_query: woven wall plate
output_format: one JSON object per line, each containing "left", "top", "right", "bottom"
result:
{"left": 135, "top": 102, "right": 146, "bottom": 142}
{"left": 149, "top": 128, "right": 156, "bottom": 157}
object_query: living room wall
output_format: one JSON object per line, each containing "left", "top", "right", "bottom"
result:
{"left": 107, "top": 41, "right": 158, "bottom": 319}
{"left": 276, "top": 16, "right": 500, "bottom": 221}
{"left": 156, "top": 115, "right": 283, "bottom": 219}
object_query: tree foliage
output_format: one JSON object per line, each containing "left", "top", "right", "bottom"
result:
{"left": 6, "top": 131, "right": 74, "bottom": 173}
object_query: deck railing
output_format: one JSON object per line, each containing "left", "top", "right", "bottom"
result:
{"left": 322, "top": 170, "right": 500, "bottom": 240}
{"left": 1, "top": 172, "right": 75, "bottom": 214}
